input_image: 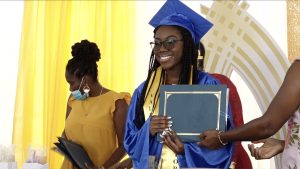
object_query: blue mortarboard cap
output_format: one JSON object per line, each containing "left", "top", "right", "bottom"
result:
{"left": 149, "top": 0, "right": 213, "bottom": 44}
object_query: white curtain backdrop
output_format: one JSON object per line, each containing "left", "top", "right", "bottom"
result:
{"left": 0, "top": 1, "right": 24, "bottom": 145}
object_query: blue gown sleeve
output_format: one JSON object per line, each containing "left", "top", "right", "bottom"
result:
{"left": 124, "top": 73, "right": 234, "bottom": 169}
{"left": 123, "top": 84, "right": 162, "bottom": 169}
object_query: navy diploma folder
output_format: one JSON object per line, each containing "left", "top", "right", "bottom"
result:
{"left": 54, "top": 137, "right": 94, "bottom": 169}
{"left": 157, "top": 85, "right": 229, "bottom": 142}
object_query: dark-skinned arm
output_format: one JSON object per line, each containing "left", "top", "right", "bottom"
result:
{"left": 101, "top": 99, "right": 129, "bottom": 169}
{"left": 199, "top": 61, "right": 300, "bottom": 148}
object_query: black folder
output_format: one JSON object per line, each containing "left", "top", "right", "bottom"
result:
{"left": 54, "top": 137, "right": 94, "bottom": 169}
{"left": 157, "top": 85, "right": 229, "bottom": 142}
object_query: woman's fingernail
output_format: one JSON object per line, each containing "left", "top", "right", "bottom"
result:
{"left": 165, "top": 131, "right": 172, "bottom": 135}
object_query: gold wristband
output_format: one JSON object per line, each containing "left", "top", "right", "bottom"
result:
{"left": 218, "top": 130, "right": 228, "bottom": 146}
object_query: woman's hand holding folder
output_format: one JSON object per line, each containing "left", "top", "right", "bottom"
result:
{"left": 150, "top": 115, "right": 172, "bottom": 136}
{"left": 197, "top": 129, "right": 225, "bottom": 149}
{"left": 163, "top": 130, "right": 185, "bottom": 155}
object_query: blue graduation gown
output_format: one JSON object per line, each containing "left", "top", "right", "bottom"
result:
{"left": 124, "top": 72, "right": 234, "bottom": 169}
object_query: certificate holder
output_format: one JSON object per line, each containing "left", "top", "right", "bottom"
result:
{"left": 157, "top": 85, "right": 229, "bottom": 142}
{"left": 54, "top": 137, "right": 94, "bottom": 169}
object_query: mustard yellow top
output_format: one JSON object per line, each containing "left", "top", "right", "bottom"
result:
{"left": 61, "top": 91, "right": 127, "bottom": 169}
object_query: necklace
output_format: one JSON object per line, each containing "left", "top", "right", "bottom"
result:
{"left": 99, "top": 86, "right": 104, "bottom": 96}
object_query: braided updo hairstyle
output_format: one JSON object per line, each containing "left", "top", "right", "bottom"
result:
{"left": 66, "top": 39, "right": 101, "bottom": 82}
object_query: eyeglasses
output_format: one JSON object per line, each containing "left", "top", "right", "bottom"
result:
{"left": 150, "top": 37, "right": 183, "bottom": 52}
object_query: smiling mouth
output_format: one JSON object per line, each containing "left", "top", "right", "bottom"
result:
{"left": 160, "top": 55, "right": 172, "bottom": 62}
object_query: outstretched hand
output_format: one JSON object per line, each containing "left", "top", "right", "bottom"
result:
{"left": 197, "top": 129, "right": 223, "bottom": 149}
{"left": 248, "top": 138, "right": 285, "bottom": 160}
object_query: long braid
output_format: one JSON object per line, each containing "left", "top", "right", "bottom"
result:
{"left": 134, "top": 51, "right": 160, "bottom": 128}
{"left": 192, "top": 42, "right": 199, "bottom": 83}
{"left": 198, "top": 42, "right": 205, "bottom": 72}
{"left": 177, "top": 26, "right": 198, "bottom": 84}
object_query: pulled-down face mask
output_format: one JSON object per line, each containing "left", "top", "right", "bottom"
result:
{"left": 71, "top": 77, "right": 90, "bottom": 100}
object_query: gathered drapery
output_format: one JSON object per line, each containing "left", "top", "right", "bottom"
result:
{"left": 13, "top": 1, "right": 136, "bottom": 168}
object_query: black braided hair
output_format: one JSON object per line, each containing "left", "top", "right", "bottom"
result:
{"left": 134, "top": 25, "right": 199, "bottom": 129}
{"left": 66, "top": 39, "right": 101, "bottom": 82}
{"left": 198, "top": 42, "right": 205, "bottom": 71}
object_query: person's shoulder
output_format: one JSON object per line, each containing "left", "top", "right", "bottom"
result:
{"left": 137, "top": 81, "right": 146, "bottom": 89}
{"left": 67, "top": 94, "right": 75, "bottom": 106}
{"left": 288, "top": 60, "right": 300, "bottom": 78}
{"left": 210, "top": 73, "right": 232, "bottom": 83}
{"left": 197, "top": 71, "right": 220, "bottom": 84}
{"left": 106, "top": 90, "right": 124, "bottom": 98}
{"left": 288, "top": 58, "right": 300, "bottom": 71}
{"left": 209, "top": 73, "right": 229, "bottom": 79}
{"left": 106, "top": 89, "right": 118, "bottom": 95}
{"left": 132, "top": 81, "right": 145, "bottom": 94}
{"left": 105, "top": 89, "right": 131, "bottom": 103}
{"left": 197, "top": 70, "right": 216, "bottom": 78}
{"left": 293, "top": 59, "right": 300, "bottom": 65}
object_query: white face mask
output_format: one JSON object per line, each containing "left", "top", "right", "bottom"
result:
{"left": 71, "top": 77, "right": 90, "bottom": 100}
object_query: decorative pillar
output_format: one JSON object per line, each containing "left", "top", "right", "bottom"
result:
{"left": 287, "top": 0, "right": 300, "bottom": 61}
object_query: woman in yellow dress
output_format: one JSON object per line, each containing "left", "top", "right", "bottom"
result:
{"left": 61, "top": 39, "right": 132, "bottom": 169}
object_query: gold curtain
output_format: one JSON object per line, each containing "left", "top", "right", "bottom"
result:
{"left": 13, "top": 1, "right": 136, "bottom": 168}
